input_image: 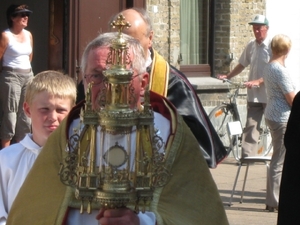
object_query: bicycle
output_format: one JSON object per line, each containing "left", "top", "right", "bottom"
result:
{"left": 208, "top": 79, "right": 273, "bottom": 161}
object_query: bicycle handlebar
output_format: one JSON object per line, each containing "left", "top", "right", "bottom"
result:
{"left": 223, "top": 79, "right": 245, "bottom": 88}
{"left": 222, "top": 79, "right": 259, "bottom": 88}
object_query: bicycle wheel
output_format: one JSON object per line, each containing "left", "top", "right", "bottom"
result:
{"left": 209, "top": 104, "right": 236, "bottom": 156}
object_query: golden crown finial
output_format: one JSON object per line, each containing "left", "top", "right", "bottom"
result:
{"left": 111, "top": 14, "right": 131, "bottom": 33}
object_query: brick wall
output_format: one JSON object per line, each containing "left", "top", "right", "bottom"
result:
{"left": 147, "top": 0, "right": 180, "bottom": 65}
{"left": 214, "top": 0, "right": 266, "bottom": 81}
{"left": 146, "top": 0, "right": 266, "bottom": 80}
{"left": 210, "top": 0, "right": 266, "bottom": 110}
{"left": 146, "top": 0, "right": 266, "bottom": 112}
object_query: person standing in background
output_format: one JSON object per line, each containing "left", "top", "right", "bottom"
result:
{"left": 218, "top": 14, "right": 272, "bottom": 158}
{"left": 263, "top": 34, "right": 295, "bottom": 212}
{"left": 109, "top": 8, "right": 227, "bottom": 168}
{"left": 277, "top": 92, "right": 300, "bottom": 224}
{"left": 0, "top": 4, "right": 33, "bottom": 148}
{"left": 77, "top": 8, "right": 228, "bottom": 168}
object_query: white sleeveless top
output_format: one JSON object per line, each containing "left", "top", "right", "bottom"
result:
{"left": 2, "top": 29, "right": 32, "bottom": 69}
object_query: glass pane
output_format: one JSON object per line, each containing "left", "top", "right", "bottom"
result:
{"left": 180, "top": 0, "right": 209, "bottom": 64}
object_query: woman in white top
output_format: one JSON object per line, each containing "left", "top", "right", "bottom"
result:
{"left": 0, "top": 4, "right": 33, "bottom": 148}
{"left": 263, "top": 34, "right": 295, "bottom": 212}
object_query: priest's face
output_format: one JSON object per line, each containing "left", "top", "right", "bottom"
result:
{"left": 83, "top": 46, "right": 148, "bottom": 110}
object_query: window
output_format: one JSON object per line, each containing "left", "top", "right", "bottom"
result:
{"left": 180, "top": 0, "right": 209, "bottom": 65}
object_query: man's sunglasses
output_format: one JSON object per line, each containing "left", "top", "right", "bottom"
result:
{"left": 14, "top": 12, "right": 30, "bottom": 18}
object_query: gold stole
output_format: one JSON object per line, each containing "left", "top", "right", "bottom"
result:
{"left": 149, "top": 49, "right": 169, "bottom": 97}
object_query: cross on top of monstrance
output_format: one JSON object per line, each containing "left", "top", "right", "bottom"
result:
{"left": 110, "top": 14, "right": 131, "bottom": 33}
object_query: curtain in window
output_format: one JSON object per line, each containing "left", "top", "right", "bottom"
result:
{"left": 180, "top": 0, "right": 199, "bottom": 64}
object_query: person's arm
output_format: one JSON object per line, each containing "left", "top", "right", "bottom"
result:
{"left": 29, "top": 32, "right": 33, "bottom": 62}
{"left": 244, "top": 77, "right": 263, "bottom": 88}
{"left": 217, "top": 63, "right": 245, "bottom": 80}
{"left": 285, "top": 91, "right": 296, "bottom": 107}
{"left": 0, "top": 32, "right": 9, "bottom": 70}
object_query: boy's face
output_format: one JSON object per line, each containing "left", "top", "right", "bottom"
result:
{"left": 23, "top": 91, "right": 73, "bottom": 147}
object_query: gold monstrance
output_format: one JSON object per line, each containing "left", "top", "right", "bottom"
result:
{"left": 59, "top": 14, "right": 170, "bottom": 214}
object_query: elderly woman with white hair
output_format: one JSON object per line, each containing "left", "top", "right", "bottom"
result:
{"left": 263, "top": 34, "right": 295, "bottom": 212}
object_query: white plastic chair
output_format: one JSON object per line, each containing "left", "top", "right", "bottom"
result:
{"left": 228, "top": 156, "right": 271, "bottom": 206}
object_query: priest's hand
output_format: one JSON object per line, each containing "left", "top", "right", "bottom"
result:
{"left": 96, "top": 208, "right": 140, "bottom": 225}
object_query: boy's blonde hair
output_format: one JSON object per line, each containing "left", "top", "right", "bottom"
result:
{"left": 25, "top": 70, "right": 77, "bottom": 106}
{"left": 271, "top": 34, "right": 292, "bottom": 56}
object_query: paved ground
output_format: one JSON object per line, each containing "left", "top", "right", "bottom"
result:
{"left": 210, "top": 157, "right": 277, "bottom": 225}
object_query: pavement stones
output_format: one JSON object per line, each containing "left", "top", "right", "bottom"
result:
{"left": 210, "top": 157, "right": 277, "bottom": 225}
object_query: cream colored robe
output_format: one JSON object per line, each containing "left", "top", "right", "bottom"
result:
{"left": 7, "top": 94, "right": 228, "bottom": 225}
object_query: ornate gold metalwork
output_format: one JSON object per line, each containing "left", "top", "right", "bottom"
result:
{"left": 59, "top": 14, "right": 170, "bottom": 214}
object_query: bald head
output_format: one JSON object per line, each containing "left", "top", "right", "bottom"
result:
{"left": 112, "top": 8, "right": 154, "bottom": 59}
